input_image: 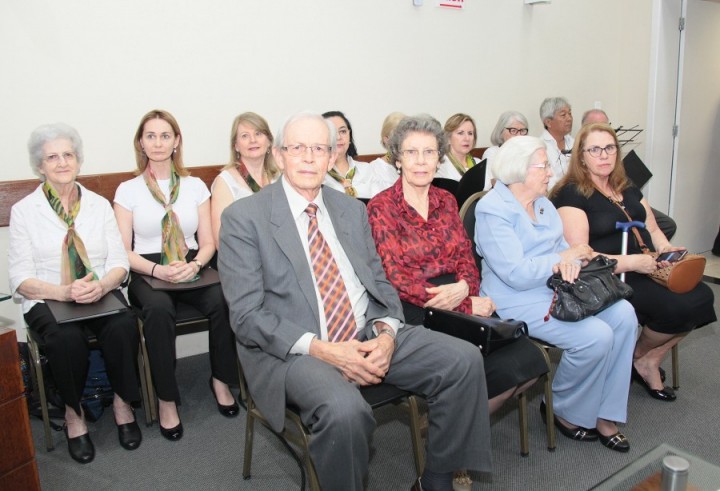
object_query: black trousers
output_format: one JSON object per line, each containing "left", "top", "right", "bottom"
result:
{"left": 128, "top": 254, "right": 238, "bottom": 403}
{"left": 25, "top": 290, "right": 140, "bottom": 416}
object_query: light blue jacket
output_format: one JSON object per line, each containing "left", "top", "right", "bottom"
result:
{"left": 474, "top": 181, "right": 566, "bottom": 313}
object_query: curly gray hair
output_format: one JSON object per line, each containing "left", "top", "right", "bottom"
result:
{"left": 387, "top": 114, "right": 447, "bottom": 165}
{"left": 27, "top": 123, "right": 84, "bottom": 180}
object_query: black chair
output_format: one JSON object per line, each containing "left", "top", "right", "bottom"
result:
{"left": 239, "top": 361, "right": 425, "bottom": 490}
{"left": 459, "top": 191, "right": 556, "bottom": 454}
{"left": 455, "top": 159, "right": 488, "bottom": 210}
{"left": 431, "top": 177, "right": 459, "bottom": 203}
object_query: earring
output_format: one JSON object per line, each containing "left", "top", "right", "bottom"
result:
{"left": 173, "top": 147, "right": 177, "bottom": 154}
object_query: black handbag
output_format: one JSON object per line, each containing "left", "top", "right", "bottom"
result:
{"left": 423, "top": 307, "right": 528, "bottom": 356}
{"left": 545, "top": 255, "right": 633, "bottom": 322}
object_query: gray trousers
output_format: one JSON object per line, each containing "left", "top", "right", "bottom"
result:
{"left": 285, "top": 324, "right": 491, "bottom": 491}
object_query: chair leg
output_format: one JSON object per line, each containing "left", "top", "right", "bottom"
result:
{"left": 242, "top": 404, "right": 256, "bottom": 480}
{"left": 406, "top": 395, "right": 425, "bottom": 476}
{"left": 543, "top": 373, "right": 556, "bottom": 451}
{"left": 136, "top": 340, "right": 152, "bottom": 426}
{"left": 518, "top": 392, "right": 529, "bottom": 457}
{"left": 671, "top": 344, "right": 680, "bottom": 390}
{"left": 27, "top": 333, "right": 54, "bottom": 451}
{"left": 137, "top": 319, "right": 157, "bottom": 425}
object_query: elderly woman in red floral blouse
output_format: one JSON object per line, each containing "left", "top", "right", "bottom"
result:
{"left": 367, "top": 114, "right": 547, "bottom": 414}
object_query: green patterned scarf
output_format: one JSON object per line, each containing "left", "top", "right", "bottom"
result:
{"left": 328, "top": 166, "right": 358, "bottom": 197}
{"left": 143, "top": 165, "right": 188, "bottom": 264}
{"left": 42, "top": 182, "right": 98, "bottom": 284}
{"left": 447, "top": 154, "right": 475, "bottom": 176}
{"left": 237, "top": 160, "right": 262, "bottom": 193}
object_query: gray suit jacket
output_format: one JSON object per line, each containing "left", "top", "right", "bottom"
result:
{"left": 218, "top": 180, "right": 404, "bottom": 431}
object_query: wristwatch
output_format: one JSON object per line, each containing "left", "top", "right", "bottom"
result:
{"left": 377, "top": 326, "right": 396, "bottom": 343}
{"left": 192, "top": 259, "right": 203, "bottom": 270}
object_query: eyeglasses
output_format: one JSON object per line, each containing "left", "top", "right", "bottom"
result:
{"left": 400, "top": 149, "right": 440, "bottom": 160}
{"left": 43, "top": 152, "right": 77, "bottom": 164}
{"left": 529, "top": 161, "right": 550, "bottom": 170}
{"left": 281, "top": 144, "right": 331, "bottom": 156}
{"left": 505, "top": 127, "right": 529, "bottom": 136}
{"left": 583, "top": 144, "right": 618, "bottom": 157}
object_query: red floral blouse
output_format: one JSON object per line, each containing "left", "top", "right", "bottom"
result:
{"left": 367, "top": 180, "right": 480, "bottom": 314}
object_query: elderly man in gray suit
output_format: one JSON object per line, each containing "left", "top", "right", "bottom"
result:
{"left": 218, "top": 112, "right": 491, "bottom": 491}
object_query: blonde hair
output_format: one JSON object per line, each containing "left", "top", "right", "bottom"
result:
{"left": 223, "top": 112, "right": 279, "bottom": 180}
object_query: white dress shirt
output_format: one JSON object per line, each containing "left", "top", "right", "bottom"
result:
{"left": 542, "top": 129, "right": 575, "bottom": 189}
{"left": 282, "top": 178, "right": 400, "bottom": 354}
{"left": 9, "top": 184, "right": 129, "bottom": 313}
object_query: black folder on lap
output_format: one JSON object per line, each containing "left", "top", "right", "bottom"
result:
{"left": 141, "top": 267, "right": 220, "bottom": 291}
{"left": 46, "top": 293, "right": 129, "bottom": 324}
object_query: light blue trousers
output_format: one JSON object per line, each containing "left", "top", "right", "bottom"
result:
{"left": 507, "top": 299, "right": 637, "bottom": 429}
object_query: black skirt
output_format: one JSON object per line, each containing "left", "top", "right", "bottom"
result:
{"left": 625, "top": 273, "right": 716, "bottom": 334}
{"left": 402, "top": 301, "right": 548, "bottom": 398}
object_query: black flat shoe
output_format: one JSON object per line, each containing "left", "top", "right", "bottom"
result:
{"left": 632, "top": 366, "right": 676, "bottom": 401}
{"left": 64, "top": 428, "right": 95, "bottom": 464}
{"left": 209, "top": 377, "right": 240, "bottom": 418}
{"left": 160, "top": 421, "right": 183, "bottom": 441}
{"left": 540, "top": 401, "right": 598, "bottom": 441}
{"left": 598, "top": 431, "right": 630, "bottom": 452}
{"left": 117, "top": 420, "right": 142, "bottom": 450}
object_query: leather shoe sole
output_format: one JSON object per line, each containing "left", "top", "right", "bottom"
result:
{"left": 599, "top": 431, "right": 630, "bottom": 452}
{"left": 160, "top": 421, "right": 183, "bottom": 441}
{"left": 117, "top": 421, "right": 142, "bottom": 450}
{"left": 540, "top": 401, "right": 598, "bottom": 441}
{"left": 65, "top": 428, "right": 95, "bottom": 464}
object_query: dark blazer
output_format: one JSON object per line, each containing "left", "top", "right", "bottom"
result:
{"left": 218, "top": 179, "right": 404, "bottom": 431}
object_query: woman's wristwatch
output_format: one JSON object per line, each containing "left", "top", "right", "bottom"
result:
{"left": 192, "top": 258, "right": 203, "bottom": 271}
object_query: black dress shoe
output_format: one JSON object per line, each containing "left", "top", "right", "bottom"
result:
{"left": 117, "top": 420, "right": 142, "bottom": 450}
{"left": 540, "top": 401, "right": 598, "bottom": 441}
{"left": 598, "top": 431, "right": 630, "bottom": 452}
{"left": 160, "top": 421, "right": 184, "bottom": 441}
{"left": 64, "top": 428, "right": 95, "bottom": 464}
{"left": 632, "top": 366, "right": 676, "bottom": 401}
{"left": 209, "top": 377, "right": 240, "bottom": 418}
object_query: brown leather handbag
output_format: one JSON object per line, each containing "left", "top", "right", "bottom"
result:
{"left": 648, "top": 254, "right": 706, "bottom": 294}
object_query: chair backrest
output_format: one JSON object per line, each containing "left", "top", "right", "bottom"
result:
{"left": 459, "top": 191, "right": 489, "bottom": 274}
{"left": 431, "top": 178, "right": 460, "bottom": 203}
{"left": 455, "top": 159, "right": 487, "bottom": 209}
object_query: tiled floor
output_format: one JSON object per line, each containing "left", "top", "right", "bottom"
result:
{"left": 702, "top": 251, "right": 720, "bottom": 283}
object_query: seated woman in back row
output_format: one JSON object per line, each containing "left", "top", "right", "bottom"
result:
{"left": 436, "top": 113, "right": 490, "bottom": 189}
{"left": 211, "top": 112, "right": 278, "bottom": 247}
{"left": 322, "top": 111, "right": 376, "bottom": 199}
{"left": 482, "top": 110, "right": 530, "bottom": 183}
{"left": 551, "top": 123, "right": 716, "bottom": 402}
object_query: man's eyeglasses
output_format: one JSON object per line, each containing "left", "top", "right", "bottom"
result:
{"left": 583, "top": 144, "right": 618, "bottom": 158}
{"left": 505, "top": 127, "right": 528, "bottom": 136}
{"left": 282, "top": 144, "right": 331, "bottom": 156}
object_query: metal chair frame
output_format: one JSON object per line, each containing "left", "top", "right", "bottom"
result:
{"left": 239, "top": 362, "right": 425, "bottom": 490}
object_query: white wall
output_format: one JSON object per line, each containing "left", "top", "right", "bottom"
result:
{"left": 1, "top": 0, "right": 658, "bottom": 347}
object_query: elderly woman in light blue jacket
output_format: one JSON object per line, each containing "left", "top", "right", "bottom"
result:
{"left": 474, "top": 135, "right": 637, "bottom": 453}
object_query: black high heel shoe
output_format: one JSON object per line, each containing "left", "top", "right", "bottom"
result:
{"left": 631, "top": 366, "right": 676, "bottom": 401}
{"left": 64, "top": 427, "right": 95, "bottom": 464}
{"left": 540, "top": 401, "right": 598, "bottom": 441}
{"left": 160, "top": 421, "right": 184, "bottom": 441}
{"left": 209, "top": 377, "right": 240, "bottom": 418}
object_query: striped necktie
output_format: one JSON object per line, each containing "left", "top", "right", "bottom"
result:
{"left": 305, "top": 203, "right": 357, "bottom": 342}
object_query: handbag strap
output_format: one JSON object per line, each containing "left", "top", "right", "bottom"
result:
{"left": 594, "top": 186, "right": 650, "bottom": 253}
